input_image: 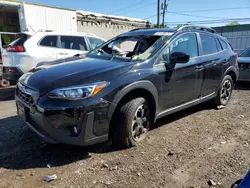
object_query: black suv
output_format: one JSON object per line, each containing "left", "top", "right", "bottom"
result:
{"left": 15, "top": 26, "right": 239, "bottom": 148}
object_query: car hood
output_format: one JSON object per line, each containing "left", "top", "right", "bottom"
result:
{"left": 19, "top": 57, "right": 134, "bottom": 94}
{"left": 36, "top": 53, "right": 87, "bottom": 67}
{"left": 238, "top": 57, "right": 250, "bottom": 63}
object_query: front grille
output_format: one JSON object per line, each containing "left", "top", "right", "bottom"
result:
{"left": 16, "top": 84, "right": 35, "bottom": 106}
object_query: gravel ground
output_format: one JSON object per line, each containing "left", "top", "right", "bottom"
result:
{"left": 0, "top": 83, "right": 250, "bottom": 188}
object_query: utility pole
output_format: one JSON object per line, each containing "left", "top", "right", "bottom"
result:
{"left": 162, "top": 0, "right": 167, "bottom": 28}
{"left": 157, "top": 0, "right": 160, "bottom": 28}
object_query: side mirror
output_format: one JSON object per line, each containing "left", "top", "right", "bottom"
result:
{"left": 170, "top": 52, "right": 190, "bottom": 64}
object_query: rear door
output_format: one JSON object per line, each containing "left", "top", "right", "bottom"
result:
{"left": 57, "top": 35, "right": 88, "bottom": 58}
{"left": 198, "top": 33, "right": 225, "bottom": 96}
{"left": 36, "top": 35, "right": 58, "bottom": 62}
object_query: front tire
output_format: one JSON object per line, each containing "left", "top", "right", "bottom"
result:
{"left": 112, "top": 97, "right": 151, "bottom": 148}
{"left": 214, "top": 75, "right": 233, "bottom": 106}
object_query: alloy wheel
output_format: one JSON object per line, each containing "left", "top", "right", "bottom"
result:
{"left": 220, "top": 79, "right": 232, "bottom": 104}
{"left": 131, "top": 104, "right": 150, "bottom": 142}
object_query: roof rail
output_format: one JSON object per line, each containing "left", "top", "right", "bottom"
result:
{"left": 129, "top": 27, "right": 151, "bottom": 32}
{"left": 177, "top": 25, "right": 217, "bottom": 33}
{"left": 83, "top": 32, "right": 97, "bottom": 36}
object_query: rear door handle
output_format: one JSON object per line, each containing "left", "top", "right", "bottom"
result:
{"left": 59, "top": 52, "right": 68, "bottom": 55}
{"left": 196, "top": 65, "right": 204, "bottom": 71}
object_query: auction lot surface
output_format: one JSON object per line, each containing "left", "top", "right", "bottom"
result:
{"left": 0, "top": 84, "right": 250, "bottom": 188}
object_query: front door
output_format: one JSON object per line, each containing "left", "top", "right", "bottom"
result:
{"left": 156, "top": 32, "right": 204, "bottom": 111}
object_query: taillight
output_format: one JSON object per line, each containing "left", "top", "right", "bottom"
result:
{"left": 6, "top": 46, "right": 25, "bottom": 52}
{"left": 234, "top": 53, "right": 238, "bottom": 59}
{"left": 9, "top": 68, "right": 17, "bottom": 73}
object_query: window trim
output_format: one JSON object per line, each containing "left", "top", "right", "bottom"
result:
{"left": 216, "top": 38, "right": 223, "bottom": 52}
{"left": 57, "top": 35, "right": 89, "bottom": 51}
{"left": 38, "top": 35, "right": 59, "bottom": 49}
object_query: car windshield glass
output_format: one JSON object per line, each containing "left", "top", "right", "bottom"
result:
{"left": 87, "top": 34, "right": 172, "bottom": 61}
{"left": 239, "top": 48, "right": 250, "bottom": 57}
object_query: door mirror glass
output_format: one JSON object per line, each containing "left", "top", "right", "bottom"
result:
{"left": 170, "top": 52, "right": 190, "bottom": 64}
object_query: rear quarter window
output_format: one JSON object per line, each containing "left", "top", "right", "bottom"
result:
{"left": 87, "top": 37, "right": 105, "bottom": 49}
{"left": 219, "top": 39, "right": 228, "bottom": 50}
{"left": 9, "top": 34, "right": 29, "bottom": 47}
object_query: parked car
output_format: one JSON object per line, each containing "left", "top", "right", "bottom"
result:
{"left": 1, "top": 30, "right": 106, "bottom": 85}
{"left": 238, "top": 47, "right": 250, "bottom": 82}
{"left": 15, "top": 26, "right": 239, "bottom": 148}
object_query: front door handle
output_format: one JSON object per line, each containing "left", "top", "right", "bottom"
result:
{"left": 196, "top": 65, "right": 204, "bottom": 71}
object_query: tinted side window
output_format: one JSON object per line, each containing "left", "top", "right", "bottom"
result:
{"left": 163, "top": 33, "right": 198, "bottom": 60}
{"left": 8, "top": 34, "right": 28, "bottom": 47}
{"left": 216, "top": 39, "right": 223, "bottom": 51}
{"left": 40, "top": 36, "right": 57, "bottom": 47}
{"left": 239, "top": 48, "right": 250, "bottom": 57}
{"left": 200, "top": 34, "right": 217, "bottom": 55}
{"left": 60, "top": 36, "right": 87, "bottom": 51}
{"left": 88, "top": 37, "right": 105, "bottom": 49}
{"left": 219, "top": 39, "right": 228, "bottom": 50}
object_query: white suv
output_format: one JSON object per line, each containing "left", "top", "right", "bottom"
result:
{"left": 1, "top": 31, "right": 105, "bottom": 84}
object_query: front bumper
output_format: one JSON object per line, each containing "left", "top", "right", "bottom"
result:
{"left": 2, "top": 67, "right": 23, "bottom": 84}
{"left": 15, "top": 92, "right": 115, "bottom": 146}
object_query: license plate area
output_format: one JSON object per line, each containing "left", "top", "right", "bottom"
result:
{"left": 16, "top": 100, "right": 30, "bottom": 121}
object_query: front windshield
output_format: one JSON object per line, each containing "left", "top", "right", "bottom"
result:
{"left": 87, "top": 34, "right": 172, "bottom": 61}
{"left": 239, "top": 48, "right": 250, "bottom": 57}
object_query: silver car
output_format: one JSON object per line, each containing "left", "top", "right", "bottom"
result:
{"left": 238, "top": 47, "right": 250, "bottom": 81}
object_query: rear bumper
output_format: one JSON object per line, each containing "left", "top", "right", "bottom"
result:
{"left": 2, "top": 67, "right": 23, "bottom": 84}
{"left": 15, "top": 92, "right": 115, "bottom": 146}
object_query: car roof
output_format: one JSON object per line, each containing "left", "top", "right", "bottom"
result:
{"left": 29, "top": 31, "right": 106, "bottom": 40}
{"left": 121, "top": 28, "right": 177, "bottom": 37}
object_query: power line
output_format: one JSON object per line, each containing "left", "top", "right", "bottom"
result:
{"left": 119, "top": 1, "right": 156, "bottom": 15}
{"left": 167, "top": 10, "right": 228, "bottom": 19}
{"left": 144, "top": 14, "right": 157, "bottom": 20}
{"left": 106, "top": 0, "right": 146, "bottom": 14}
{"left": 144, "top": 6, "right": 250, "bottom": 20}
{"left": 179, "top": 7, "right": 250, "bottom": 13}
{"left": 165, "top": 18, "right": 250, "bottom": 25}
{"left": 107, "top": 0, "right": 155, "bottom": 15}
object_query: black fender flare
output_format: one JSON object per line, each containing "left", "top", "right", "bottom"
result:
{"left": 107, "top": 80, "right": 158, "bottom": 122}
{"left": 223, "top": 65, "right": 239, "bottom": 83}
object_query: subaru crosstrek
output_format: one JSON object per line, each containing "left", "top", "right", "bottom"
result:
{"left": 15, "top": 26, "right": 239, "bottom": 148}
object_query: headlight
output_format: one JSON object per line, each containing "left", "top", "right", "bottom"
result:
{"left": 47, "top": 81, "right": 109, "bottom": 100}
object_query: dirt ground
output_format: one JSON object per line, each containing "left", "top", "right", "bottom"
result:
{"left": 0, "top": 83, "right": 250, "bottom": 188}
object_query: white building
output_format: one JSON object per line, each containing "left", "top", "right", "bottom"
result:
{"left": 0, "top": 0, "right": 150, "bottom": 40}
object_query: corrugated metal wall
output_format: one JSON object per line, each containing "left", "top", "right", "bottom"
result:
{"left": 21, "top": 3, "right": 77, "bottom": 32}
{"left": 213, "top": 24, "right": 250, "bottom": 54}
{"left": 77, "top": 21, "right": 140, "bottom": 40}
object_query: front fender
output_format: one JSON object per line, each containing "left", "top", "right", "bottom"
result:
{"left": 107, "top": 80, "right": 158, "bottom": 122}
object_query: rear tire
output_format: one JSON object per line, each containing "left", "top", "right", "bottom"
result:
{"left": 214, "top": 75, "right": 233, "bottom": 106}
{"left": 112, "top": 97, "right": 151, "bottom": 148}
